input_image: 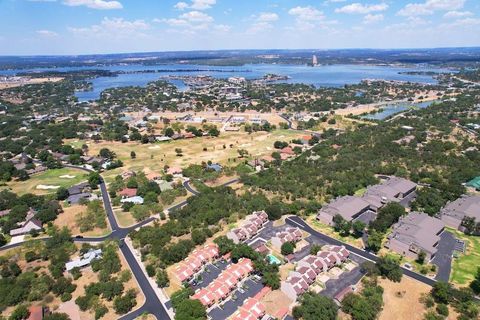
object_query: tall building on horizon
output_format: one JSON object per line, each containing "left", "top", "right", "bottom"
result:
{"left": 312, "top": 55, "right": 318, "bottom": 66}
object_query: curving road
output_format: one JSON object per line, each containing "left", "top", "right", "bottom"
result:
{"left": 285, "top": 216, "right": 437, "bottom": 287}
{"left": 1, "top": 163, "right": 241, "bottom": 320}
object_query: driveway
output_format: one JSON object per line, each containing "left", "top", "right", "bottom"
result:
{"left": 399, "top": 191, "right": 417, "bottom": 207}
{"left": 208, "top": 278, "right": 264, "bottom": 320}
{"left": 321, "top": 266, "right": 365, "bottom": 298}
{"left": 431, "top": 230, "right": 456, "bottom": 282}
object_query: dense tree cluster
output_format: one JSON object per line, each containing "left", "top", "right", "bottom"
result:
{"left": 341, "top": 277, "right": 384, "bottom": 320}
{"left": 0, "top": 227, "right": 76, "bottom": 311}
{"left": 0, "top": 190, "right": 62, "bottom": 235}
{"left": 242, "top": 95, "right": 480, "bottom": 218}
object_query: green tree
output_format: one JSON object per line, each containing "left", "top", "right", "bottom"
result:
{"left": 265, "top": 203, "right": 282, "bottom": 220}
{"left": 156, "top": 269, "right": 170, "bottom": 288}
{"left": 293, "top": 292, "right": 338, "bottom": 320}
{"left": 416, "top": 250, "right": 427, "bottom": 265}
{"left": 56, "top": 187, "right": 69, "bottom": 201}
{"left": 281, "top": 242, "right": 295, "bottom": 255}
{"left": 175, "top": 299, "right": 207, "bottom": 320}
{"left": 431, "top": 281, "right": 451, "bottom": 304}
{"left": 88, "top": 172, "right": 101, "bottom": 189}
{"left": 130, "top": 151, "right": 136, "bottom": 159}
{"left": 366, "top": 230, "right": 384, "bottom": 253}
{"left": 8, "top": 305, "right": 29, "bottom": 320}
{"left": 377, "top": 255, "right": 403, "bottom": 282}
{"left": 113, "top": 289, "right": 137, "bottom": 314}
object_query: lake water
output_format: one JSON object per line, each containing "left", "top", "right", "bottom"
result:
{"left": 1, "top": 63, "right": 451, "bottom": 102}
{"left": 362, "top": 100, "right": 436, "bottom": 120}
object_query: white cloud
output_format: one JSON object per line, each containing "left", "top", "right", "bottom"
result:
{"left": 158, "top": 10, "right": 229, "bottom": 34}
{"left": 36, "top": 30, "right": 58, "bottom": 37}
{"left": 257, "top": 12, "right": 279, "bottom": 22}
{"left": 363, "top": 13, "right": 384, "bottom": 24}
{"left": 174, "top": 0, "right": 215, "bottom": 10}
{"left": 335, "top": 3, "right": 388, "bottom": 14}
{"left": 288, "top": 6, "right": 324, "bottom": 21}
{"left": 398, "top": 0, "right": 465, "bottom": 17}
{"left": 69, "top": 17, "right": 148, "bottom": 37}
{"left": 443, "top": 11, "right": 473, "bottom": 19}
{"left": 190, "top": 0, "right": 215, "bottom": 10}
{"left": 247, "top": 12, "right": 279, "bottom": 34}
{"left": 447, "top": 17, "right": 480, "bottom": 27}
{"left": 287, "top": 6, "right": 337, "bottom": 31}
{"left": 178, "top": 11, "right": 213, "bottom": 23}
{"left": 174, "top": 2, "right": 188, "bottom": 10}
{"left": 63, "top": 0, "right": 122, "bottom": 10}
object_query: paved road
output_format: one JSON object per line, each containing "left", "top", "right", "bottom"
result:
{"left": 285, "top": 216, "right": 437, "bottom": 287}
{"left": 2, "top": 163, "right": 241, "bottom": 320}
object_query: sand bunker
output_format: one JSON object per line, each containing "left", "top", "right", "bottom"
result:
{"left": 36, "top": 184, "right": 60, "bottom": 190}
{"left": 148, "top": 146, "right": 161, "bottom": 149}
{"left": 239, "top": 143, "right": 252, "bottom": 147}
{"left": 59, "top": 175, "right": 76, "bottom": 179}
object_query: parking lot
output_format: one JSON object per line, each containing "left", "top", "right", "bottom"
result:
{"left": 431, "top": 230, "right": 456, "bottom": 282}
{"left": 191, "top": 260, "right": 229, "bottom": 290}
{"left": 208, "top": 278, "right": 264, "bottom": 320}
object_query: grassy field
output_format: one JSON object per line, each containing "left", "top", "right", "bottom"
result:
{"left": 307, "top": 216, "right": 364, "bottom": 248}
{"left": 449, "top": 227, "right": 480, "bottom": 286}
{"left": 1, "top": 168, "right": 88, "bottom": 195}
{"left": 67, "top": 129, "right": 303, "bottom": 182}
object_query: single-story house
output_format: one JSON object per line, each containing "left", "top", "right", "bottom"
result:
{"left": 65, "top": 249, "right": 102, "bottom": 271}
{"left": 120, "top": 196, "right": 144, "bottom": 205}
{"left": 118, "top": 188, "right": 137, "bottom": 198}
{"left": 10, "top": 218, "right": 43, "bottom": 236}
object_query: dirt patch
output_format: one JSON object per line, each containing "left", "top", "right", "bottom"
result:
{"left": 378, "top": 276, "right": 431, "bottom": 320}
{"left": 261, "top": 290, "right": 293, "bottom": 316}
{"left": 54, "top": 204, "right": 110, "bottom": 237}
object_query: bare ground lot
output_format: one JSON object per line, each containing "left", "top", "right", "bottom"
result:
{"left": 0, "top": 77, "right": 64, "bottom": 90}
{"left": 378, "top": 276, "right": 458, "bottom": 320}
{"left": 54, "top": 204, "right": 111, "bottom": 237}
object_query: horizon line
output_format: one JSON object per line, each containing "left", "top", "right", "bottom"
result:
{"left": 1, "top": 46, "right": 480, "bottom": 58}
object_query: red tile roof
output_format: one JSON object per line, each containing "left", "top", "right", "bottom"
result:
{"left": 118, "top": 188, "right": 137, "bottom": 197}
{"left": 27, "top": 306, "right": 43, "bottom": 320}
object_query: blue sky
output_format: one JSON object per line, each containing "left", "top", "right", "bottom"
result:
{"left": 0, "top": 0, "right": 479, "bottom": 55}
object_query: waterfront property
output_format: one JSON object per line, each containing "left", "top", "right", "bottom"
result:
{"left": 439, "top": 195, "right": 480, "bottom": 230}
{"left": 385, "top": 212, "right": 445, "bottom": 260}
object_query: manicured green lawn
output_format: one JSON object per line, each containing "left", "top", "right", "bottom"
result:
{"left": 2, "top": 168, "right": 88, "bottom": 195}
{"left": 449, "top": 227, "right": 480, "bottom": 286}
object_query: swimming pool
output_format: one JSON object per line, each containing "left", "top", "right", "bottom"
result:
{"left": 267, "top": 254, "right": 282, "bottom": 265}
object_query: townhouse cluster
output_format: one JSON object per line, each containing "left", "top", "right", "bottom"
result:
{"left": 227, "top": 211, "right": 269, "bottom": 244}
{"left": 192, "top": 258, "right": 254, "bottom": 307}
{"left": 174, "top": 243, "right": 219, "bottom": 283}
{"left": 230, "top": 297, "right": 266, "bottom": 320}
{"left": 271, "top": 227, "right": 303, "bottom": 251}
{"left": 281, "top": 245, "right": 349, "bottom": 300}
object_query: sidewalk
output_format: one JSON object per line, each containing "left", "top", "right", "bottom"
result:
{"left": 124, "top": 237, "right": 175, "bottom": 319}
